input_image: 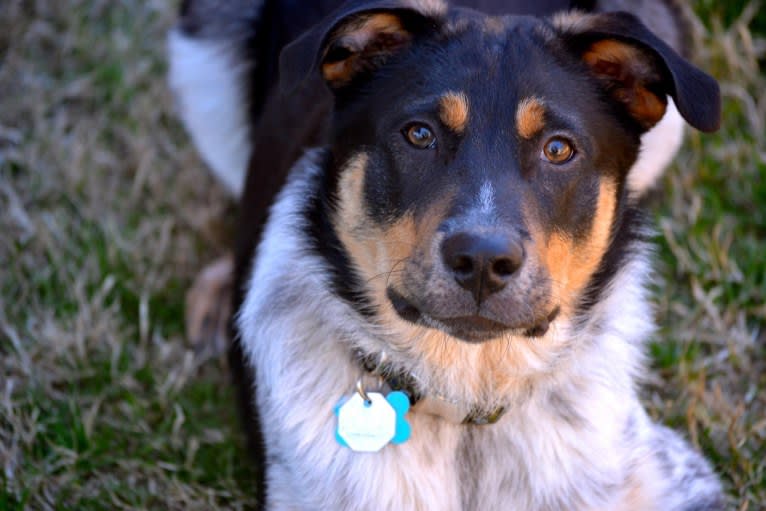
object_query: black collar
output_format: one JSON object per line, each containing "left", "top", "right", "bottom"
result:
{"left": 353, "top": 348, "right": 506, "bottom": 425}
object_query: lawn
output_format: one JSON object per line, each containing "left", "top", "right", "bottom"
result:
{"left": 1, "top": 1, "right": 764, "bottom": 509}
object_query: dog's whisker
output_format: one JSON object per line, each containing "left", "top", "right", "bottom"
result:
{"left": 364, "top": 267, "right": 405, "bottom": 286}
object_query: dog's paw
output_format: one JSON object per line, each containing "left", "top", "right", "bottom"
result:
{"left": 184, "top": 254, "right": 233, "bottom": 358}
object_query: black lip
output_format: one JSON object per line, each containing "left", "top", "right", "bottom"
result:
{"left": 386, "top": 287, "right": 559, "bottom": 342}
{"left": 523, "top": 306, "right": 560, "bottom": 338}
{"left": 431, "top": 315, "right": 509, "bottom": 341}
{"left": 388, "top": 287, "right": 422, "bottom": 323}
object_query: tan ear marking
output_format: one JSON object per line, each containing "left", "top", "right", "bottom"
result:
{"left": 321, "top": 13, "right": 412, "bottom": 86}
{"left": 516, "top": 97, "right": 546, "bottom": 139}
{"left": 582, "top": 40, "right": 667, "bottom": 128}
{"left": 439, "top": 92, "right": 470, "bottom": 134}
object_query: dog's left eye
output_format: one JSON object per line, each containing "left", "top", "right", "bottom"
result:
{"left": 404, "top": 124, "right": 437, "bottom": 149}
{"left": 541, "top": 137, "right": 574, "bottom": 164}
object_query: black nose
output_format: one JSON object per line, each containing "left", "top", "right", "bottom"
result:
{"left": 441, "top": 231, "right": 524, "bottom": 303}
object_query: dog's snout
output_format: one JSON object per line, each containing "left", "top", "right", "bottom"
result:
{"left": 441, "top": 231, "right": 524, "bottom": 303}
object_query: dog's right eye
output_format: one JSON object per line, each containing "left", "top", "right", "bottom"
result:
{"left": 404, "top": 124, "right": 437, "bottom": 149}
{"left": 541, "top": 137, "right": 574, "bottom": 164}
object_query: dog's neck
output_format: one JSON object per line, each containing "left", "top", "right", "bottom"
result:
{"left": 352, "top": 347, "right": 508, "bottom": 425}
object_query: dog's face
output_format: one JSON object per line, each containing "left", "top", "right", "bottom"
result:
{"left": 285, "top": 1, "right": 719, "bottom": 345}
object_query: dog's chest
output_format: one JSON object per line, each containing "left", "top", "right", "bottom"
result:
{"left": 264, "top": 403, "right": 624, "bottom": 511}
{"left": 241, "top": 161, "right": 634, "bottom": 510}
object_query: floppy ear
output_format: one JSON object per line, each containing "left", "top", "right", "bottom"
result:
{"left": 554, "top": 11, "right": 720, "bottom": 133}
{"left": 279, "top": 0, "right": 446, "bottom": 91}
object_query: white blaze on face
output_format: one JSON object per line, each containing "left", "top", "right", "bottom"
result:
{"left": 478, "top": 181, "right": 496, "bottom": 215}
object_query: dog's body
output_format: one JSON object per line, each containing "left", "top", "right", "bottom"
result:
{"left": 169, "top": 1, "right": 724, "bottom": 509}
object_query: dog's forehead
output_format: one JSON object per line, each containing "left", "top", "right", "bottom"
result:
{"left": 440, "top": 13, "right": 552, "bottom": 72}
{"left": 446, "top": 11, "right": 545, "bottom": 38}
{"left": 385, "top": 14, "right": 576, "bottom": 118}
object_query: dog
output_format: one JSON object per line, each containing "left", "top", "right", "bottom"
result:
{"left": 169, "top": 0, "right": 724, "bottom": 509}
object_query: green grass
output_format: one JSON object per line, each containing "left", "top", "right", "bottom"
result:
{"left": 0, "top": 1, "right": 252, "bottom": 509}
{"left": 645, "top": 4, "right": 766, "bottom": 508}
{"left": 1, "top": 0, "right": 764, "bottom": 509}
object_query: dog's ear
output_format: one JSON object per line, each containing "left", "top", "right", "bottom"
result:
{"left": 280, "top": 0, "right": 446, "bottom": 91}
{"left": 554, "top": 11, "right": 720, "bottom": 132}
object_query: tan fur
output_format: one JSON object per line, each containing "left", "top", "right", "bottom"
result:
{"left": 334, "top": 153, "right": 374, "bottom": 276}
{"left": 335, "top": 153, "right": 453, "bottom": 295}
{"left": 552, "top": 13, "right": 668, "bottom": 128}
{"left": 335, "top": 154, "right": 452, "bottom": 282}
{"left": 334, "top": 156, "right": 482, "bottom": 399}
{"left": 516, "top": 97, "right": 546, "bottom": 139}
{"left": 321, "top": 1, "right": 448, "bottom": 86}
{"left": 535, "top": 180, "right": 616, "bottom": 314}
{"left": 334, "top": 152, "right": 420, "bottom": 294}
{"left": 583, "top": 40, "right": 667, "bottom": 127}
{"left": 439, "top": 92, "right": 470, "bottom": 134}
{"left": 383, "top": 306, "right": 569, "bottom": 407}
{"left": 184, "top": 254, "right": 233, "bottom": 356}
{"left": 322, "top": 14, "right": 412, "bottom": 85}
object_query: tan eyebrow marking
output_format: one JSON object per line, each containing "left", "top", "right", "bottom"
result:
{"left": 439, "top": 91, "right": 470, "bottom": 134}
{"left": 516, "top": 97, "right": 546, "bottom": 139}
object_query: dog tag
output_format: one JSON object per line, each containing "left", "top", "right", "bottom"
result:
{"left": 336, "top": 392, "right": 396, "bottom": 452}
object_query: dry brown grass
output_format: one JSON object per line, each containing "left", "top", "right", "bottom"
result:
{"left": 644, "top": 4, "right": 766, "bottom": 509}
{"left": 0, "top": 1, "right": 764, "bottom": 509}
{"left": 1, "top": 1, "right": 251, "bottom": 509}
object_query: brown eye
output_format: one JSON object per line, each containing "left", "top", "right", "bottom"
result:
{"left": 542, "top": 137, "right": 574, "bottom": 164}
{"left": 404, "top": 124, "right": 436, "bottom": 149}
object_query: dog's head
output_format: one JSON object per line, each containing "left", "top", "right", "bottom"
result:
{"left": 283, "top": 0, "right": 719, "bottom": 346}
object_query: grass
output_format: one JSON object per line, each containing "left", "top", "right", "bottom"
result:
{"left": 645, "top": 4, "right": 766, "bottom": 509}
{"left": 0, "top": 1, "right": 253, "bottom": 509}
{"left": 0, "top": 1, "right": 764, "bottom": 509}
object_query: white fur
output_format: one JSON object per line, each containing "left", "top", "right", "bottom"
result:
{"left": 237, "top": 152, "right": 721, "bottom": 510}
{"left": 478, "top": 181, "right": 495, "bottom": 214}
{"left": 167, "top": 30, "right": 252, "bottom": 197}
{"left": 629, "top": 98, "right": 685, "bottom": 195}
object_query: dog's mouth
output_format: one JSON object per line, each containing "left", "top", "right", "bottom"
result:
{"left": 387, "top": 288, "right": 559, "bottom": 343}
